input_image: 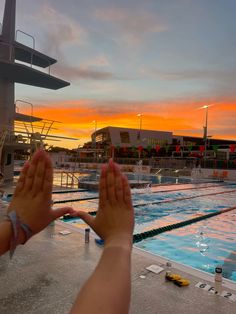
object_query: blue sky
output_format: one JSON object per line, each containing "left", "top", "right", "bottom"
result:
{"left": 1, "top": 0, "right": 236, "bottom": 147}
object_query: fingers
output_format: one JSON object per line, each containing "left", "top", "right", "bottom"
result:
{"left": 23, "top": 150, "right": 44, "bottom": 194}
{"left": 122, "top": 175, "right": 132, "bottom": 209}
{"left": 42, "top": 154, "right": 53, "bottom": 197}
{"left": 114, "top": 163, "right": 124, "bottom": 203}
{"left": 100, "top": 160, "right": 129, "bottom": 207}
{"left": 32, "top": 159, "right": 46, "bottom": 197}
{"left": 51, "top": 206, "right": 75, "bottom": 219}
{"left": 14, "top": 161, "right": 30, "bottom": 196}
{"left": 107, "top": 159, "right": 116, "bottom": 205}
{"left": 99, "top": 164, "right": 107, "bottom": 208}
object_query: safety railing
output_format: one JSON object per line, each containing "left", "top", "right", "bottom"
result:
{"left": 200, "top": 159, "right": 236, "bottom": 170}
{"left": 15, "top": 29, "right": 35, "bottom": 67}
{"left": 0, "top": 40, "right": 52, "bottom": 74}
{"left": 60, "top": 171, "right": 80, "bottom": 188}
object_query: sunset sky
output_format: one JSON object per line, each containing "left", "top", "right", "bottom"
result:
{"left": 1, "top": 0, "right": 236, "bottom": 148}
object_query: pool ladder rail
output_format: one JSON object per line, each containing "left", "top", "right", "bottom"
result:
{"left": 60, "top": 171, "right": 80, "bottom": 188}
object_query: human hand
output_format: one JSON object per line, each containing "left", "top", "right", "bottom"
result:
{"left": 7, "top": 150, "right": 74, "bottom": 241}
{"left": 72, "top": 159, "right": 134, "bottom": 249}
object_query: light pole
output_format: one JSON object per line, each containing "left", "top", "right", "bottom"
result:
{"left": 92, "top": 120, "right": 97, "bottom": 160}
{"left": 202, "top": 105, "right": 209, "bottom": 158}
{"left": 137, "top": 113, "right": 143, "bottom": 163}
{"left": 137, "top": 113, "right": 143, "bottom": 145}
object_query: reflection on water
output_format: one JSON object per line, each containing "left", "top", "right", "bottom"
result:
{"left": 60, "top": 182, "right": 236, "bottom": 282}
{"left": 135, "top": 210, "right": 236, "bottom": 282}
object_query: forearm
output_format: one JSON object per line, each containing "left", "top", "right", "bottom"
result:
{"left": 71, "top": 244, "right": 132, "bottom": 314}
{"left": 0, "top": 221, "right": 25, "bottom": 256}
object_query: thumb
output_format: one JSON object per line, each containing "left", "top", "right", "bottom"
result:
{"left": 51, "top": 206, "right": 75, "bottom": 219}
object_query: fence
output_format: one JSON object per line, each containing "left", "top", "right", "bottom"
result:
{"left": 201, "top": 159, "right": 236, "bottom": 170}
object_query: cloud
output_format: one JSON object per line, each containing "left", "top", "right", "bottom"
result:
{"left": 31, "top": 5, "right": 115, "bottom": 82}
{"left": 82, "top": 54, "right": 110, "bottom": 68}
{"left": 52, "top": 64, "right": 114, "bottom": 81}
{"left": 32, "top": 97, "right": 236, "bottom": 148}
{"left": 38, "top": 4, "right": 87, "bottom": 58}
{"left": 139, "top": 67, "right": 236, "bottom": 99}
{"left": 94, "top": 6, "right": 167, "bottom": 45}
{"left": 155, "top": 69, "right": 236, "bottom": 82}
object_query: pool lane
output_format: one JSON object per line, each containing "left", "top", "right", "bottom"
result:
{"left": 134, "top": 209, "right": 236, "bottom": 282}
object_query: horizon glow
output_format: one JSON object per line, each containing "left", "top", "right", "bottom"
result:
{"left": 0, "top": 0, "right": 236, "bottom": 148}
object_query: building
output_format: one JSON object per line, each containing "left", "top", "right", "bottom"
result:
{"left": 82, "top": 126, "right": 236, "bottom": 160}
{"left": 92, "top": 126, "right": 172, "bottom": 148}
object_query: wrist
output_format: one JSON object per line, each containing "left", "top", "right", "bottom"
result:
{"left": 104, "top": 235, "right": 133, "bottom": 251}
{"left": 3, "top": 220, "right": 26, "bottom": 246}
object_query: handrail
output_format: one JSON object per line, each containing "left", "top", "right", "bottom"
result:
{"left": 15, "top": 29, "right": 35, "bottom": 49}
{"left": 15, "top": 100, "right": 34, "bottom": 133}
{"left": 60, "top": 171, "right": 80, "bottom": 188}
{"left": 15, "top": 99, "right": 34, "bottom": 116}
{"left": 0, "top": 39, "right": 52, "bottom": 74}
{"left": 15, "top": 30, "right": 52, "bottom": 74}
{"left": 15, "top": 29, "right": 35, "bottom": 67}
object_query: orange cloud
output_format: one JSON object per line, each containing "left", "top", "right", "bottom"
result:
{"left": 30, "top": 99, "right": 236, "bottom": 149}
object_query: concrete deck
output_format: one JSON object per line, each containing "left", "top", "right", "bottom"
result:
{"left": 0, "top": 200, "right": 236, "bottom": 314}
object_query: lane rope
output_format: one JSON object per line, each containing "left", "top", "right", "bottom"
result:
{"left": 56, "top": 188, "right": 236, "bottom": 209}
{"left": 133, "top": 189, "right": 236, "bottom": 208}
{"left": 132, "top": 206, "right": 236, "bottom": 243}
{"left": 62, "top": 206, "right": 236, "bottom": 243}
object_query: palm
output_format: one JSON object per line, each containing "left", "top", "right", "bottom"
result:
{"left": 8, "top": 150, "right": 74, "bottom": 235}
{"left": 75, "top": 160, "right": 134, "bottom": 245}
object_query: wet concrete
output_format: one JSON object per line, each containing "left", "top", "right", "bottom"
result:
{"left": 0, "top": 216, "right": 236, "bottom": 314}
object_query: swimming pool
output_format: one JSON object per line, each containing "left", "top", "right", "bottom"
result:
{"left": 57, "top": 182, "right": 236, "bottom": 281}
{"left": 52, "top": 171, "right": 192, "bottom": 188}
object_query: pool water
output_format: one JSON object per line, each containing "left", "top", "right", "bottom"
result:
{"left": 53, "top": 171, "right": 191, "bottom": 188}
{"left": 135, "top": 211, "right": 236, "bottom": 282}
{"left": 57, "top": 182, "right": 236, "bottom": 282}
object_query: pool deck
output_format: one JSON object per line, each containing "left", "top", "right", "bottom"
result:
{"left": 0, "top": 209, "right": 236, "bottom": 314}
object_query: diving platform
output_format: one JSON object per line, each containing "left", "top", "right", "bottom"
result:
{"left": 13, "top": 41, "right": 57, "bottom": 68}
{"left": 14, "top": 112, "right": 42, "bottom": 123}
{"left": 0, "top": 37, "right": 57, "bottom": 68}
{"left": 0, "top": 60, "right": 70, "bottom": 90}
{"left": 0, "top": 0, "right": 71, "bottom": 181}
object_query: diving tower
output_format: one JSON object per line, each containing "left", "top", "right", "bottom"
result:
{"left": 0, "top": 0, "right": 70, "bottom": 181}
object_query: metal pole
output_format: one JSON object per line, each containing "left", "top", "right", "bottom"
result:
{"left": 204, "top": 106, "right": 208, "bottom": 158}
{"left": 93, "top": 120, "right": 97, "bottom": 161}
{"left": 137, "top": 114, "right": 142, "bottom": 160}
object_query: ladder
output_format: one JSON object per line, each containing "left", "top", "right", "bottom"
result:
{"left": 60, "top": 171, "right": 80, "bottom": 188}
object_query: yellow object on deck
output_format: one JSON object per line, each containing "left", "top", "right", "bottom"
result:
{"left": 165, "top": 272, "right": 190, "bottom": 287}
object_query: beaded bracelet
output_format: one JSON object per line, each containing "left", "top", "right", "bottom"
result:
{"left": 5, "top": 211, "right": 33, "bottom": 258}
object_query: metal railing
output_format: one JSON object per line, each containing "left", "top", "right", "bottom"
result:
{"left": 60, "top": 171, "right": 80, "bottom": 187}
{"left": 200, "top": 159, "right": 236, "bottom": 170}
{"left": 15, "top": 29, "right": 35, "bottom": 67}
{"left": 0, "top": 40, "right": 52, "bottom": 74}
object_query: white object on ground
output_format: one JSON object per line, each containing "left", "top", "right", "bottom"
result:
{"left": 139, "top": 275, "right": 146, "bottom": 279}
{"left": 59, "top": 230, "right": 72, "bottom": 235}
{"left": 146, "top": 264, "right": 164, "bottom": 274}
